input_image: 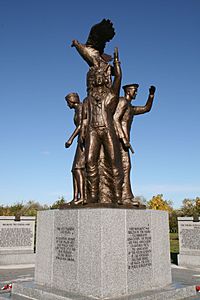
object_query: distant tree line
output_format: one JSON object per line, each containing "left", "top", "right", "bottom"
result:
{"left": 0, "top": 197, "right": 65, "bottom": 217}
{"left": 146, "top": 194, "right": 200, "bottom": 233}
{"left": 1, "top": 195, "right": 200, "bottom": 233}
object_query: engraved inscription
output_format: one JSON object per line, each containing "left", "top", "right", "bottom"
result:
{"left": 180, "top": 223, "right": 200, "bottom": 250}
{"left": 55, "top": 226, "right": 76, "bottom": 262}
{"left": 0, "top": 222, "right": 34, "bottom": 250}
{"left": 127, "top": 225, "right": 152, "bottom": 269}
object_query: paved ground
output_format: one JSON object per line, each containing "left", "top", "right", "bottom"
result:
{"left": 0, "top": 266, "right": 34, "bottom": 287}
{"left": 1, "top": 264, "right": 200, "bottom": 299}
{"left": 0, "top": 266, "right": 34, "bottom": 299}
{"left": 172, "top": 264, "right": 200, "bottom": 286}
{"left": 171, "top": 265, "right": 200, "bottom": 299}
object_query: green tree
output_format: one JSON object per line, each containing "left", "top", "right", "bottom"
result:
{"left": 9, "top": 202, "right": 24, "bottom": 216}
{"left": 147, "top": 194, "right": 173, "bottom": 212}
{"left": 0, "top": 201, "right": 48, "bottom": 217}
{"left": 0, "top": 205, "right": 11, "bottom": 216}
{"left": 50, "top": 196, "right": 66, "bottom": 209}
{"left": 20, "top": 200, "right": 48, "bottom": 216}
{"left": 169, "top": 210, "right": 179, "bottom": 232}
{"left": 179, "top": 197, "right": 200, "bottom": 217}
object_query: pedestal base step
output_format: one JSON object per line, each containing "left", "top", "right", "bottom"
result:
{"left": 1, "top": 281, "right": 196, "bottom": 300}
{"left": 0, "top": 253, "right": 35, "bottom": 265}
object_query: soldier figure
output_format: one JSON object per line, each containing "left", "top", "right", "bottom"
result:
{"left": 114, "top": 84, "right": 156, "bottom": 205}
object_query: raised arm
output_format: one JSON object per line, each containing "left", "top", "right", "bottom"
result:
{"left": 132, "top": 86, "right": 156, "bottom": 115}
{"left": 112, "top": 47, "right": 122, "bottom": 96}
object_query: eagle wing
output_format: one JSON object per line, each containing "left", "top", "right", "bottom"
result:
{"left": 86, "top": 19, "right": 115, "bottom": 55}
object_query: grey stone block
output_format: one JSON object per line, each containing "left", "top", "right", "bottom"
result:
{"left": 178, "top": 217, "right": 200, "bottom": 267}
{"left": 0, "top": 253, "right": 35, "bottom": 265}
{"left": 35, "top": 210, "right": 55, "bottom": 285}
{"left": 9, "top": 281, "right": 197, "bottom": 300}
{"left": 52, "top": 210, "right": 79, "bottom": 292}
{"left": 33, "top": 208, "right": 171, "bottom": 298}
{"left": 126, "top": 210, "right": 152, "bottom": 294}
{"left": 99, "top": 209, "right": 127, "bottom": 297}
{"left": 78, "top": 209, "right": 102, "bottom": 296}
{"left": 178, "top": 254, "right": 200, "bottom": 267}
{"left": 0, "top": 216, "right": 36, "bottom": 266}
{"left": 151, "top": 210, "right": 171, "bottom": 287}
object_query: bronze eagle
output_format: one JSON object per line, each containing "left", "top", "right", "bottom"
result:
{"left": 71, "top": 19, "right": 115, "bottom": 67}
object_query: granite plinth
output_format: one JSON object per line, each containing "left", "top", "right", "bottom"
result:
{"left": 32, "top": 208, "right": 171, "bottom": 299}
{"left": 9, "top": 281, "right": 197, "bottom": 300}
{"left": 0, "top": 252, "right": 35, "bottom": 265}
{"left": 178, "top": 217, "right": 200, "bottom": 267}
{"left": 178, "top": 253, "right": 200, "bottom": 267}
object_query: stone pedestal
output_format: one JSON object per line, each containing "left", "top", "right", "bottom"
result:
{"left": 32, "top": 208, "right": 171, "bottom": 298}
{"left": 178, "top": 216, "right": 200, "bottom": 267}
{"left": 9, "top": 208, "right": 175, "bottom": 299}
{"left": 0, "top": 216, "right": 36, "bottom": 265}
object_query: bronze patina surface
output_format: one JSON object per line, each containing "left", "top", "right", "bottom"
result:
{"left": 60, "top": 202, "right": 146, "bottom": 210}
{"left": 65, "top": 19, "right": 155, "bottom": 208}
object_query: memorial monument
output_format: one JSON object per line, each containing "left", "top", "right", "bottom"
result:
{"left": 0, "top": 216, "right": 35, "bottom": 265}
{"left": 64, "top": 19, "right": 155, "bottom": 207}
{"left": 178, "top": 216, "right": 200, "bottom": 267}
{"left": 9, "top": 19, "right": 196, "bottom": 300}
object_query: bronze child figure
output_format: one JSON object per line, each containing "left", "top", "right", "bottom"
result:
{"left": 65, "top": 93, "right": 85, "bottom": 204}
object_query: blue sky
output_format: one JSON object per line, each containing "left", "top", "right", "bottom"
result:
{"left": 0, "top": 0, "right": 200, "bottom": 208}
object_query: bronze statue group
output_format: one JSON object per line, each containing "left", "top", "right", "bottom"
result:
{"left": 65, "top": 20, "right": 155, "bottom": 207}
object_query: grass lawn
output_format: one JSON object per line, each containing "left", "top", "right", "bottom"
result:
{"left": 170, "top": 232, "right": 179, "bottom": 264}
{"left": 170, "top": 232, "right": 179, "bottom": 254}
{"left": 170, "top": 233, "right": 179, "bottom": 253}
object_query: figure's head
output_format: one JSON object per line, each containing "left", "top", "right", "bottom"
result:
{"left": 65, "top": 93, "right": 80, "bottom": 109}
{"left": 86, "top": 64, "right": 112, "bottom": 91}
{"left": 122, "top": 84, "right": 139, "bottom": 100}
{"left": 92, "top": 67, "right": 111, "bottom": 87}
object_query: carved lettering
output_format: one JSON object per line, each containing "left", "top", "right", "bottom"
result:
{"left": 55, "top": 226, "right": 76, "bottom": 262}
{"left": 0, "top": 222, "right": 34, "bottom": 250}
{"left": 180, "top": 223, "right": 200, "bottom": 250}
{"left": 127, "top": 225, "right": 152, "bottom": 269}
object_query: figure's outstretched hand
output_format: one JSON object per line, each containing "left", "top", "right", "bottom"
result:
{"left": 149, "top": 85, "right": 156, "bottom": 95}
{"left": 65, "top": 140, "right": 72, "bottom": 148}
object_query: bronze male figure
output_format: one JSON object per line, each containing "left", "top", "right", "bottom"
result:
{"left": 81, "top": 49, "right": 123, "bottom": 204}
{"left": 114, "top": 84, "right": 156, "bottom": 205}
